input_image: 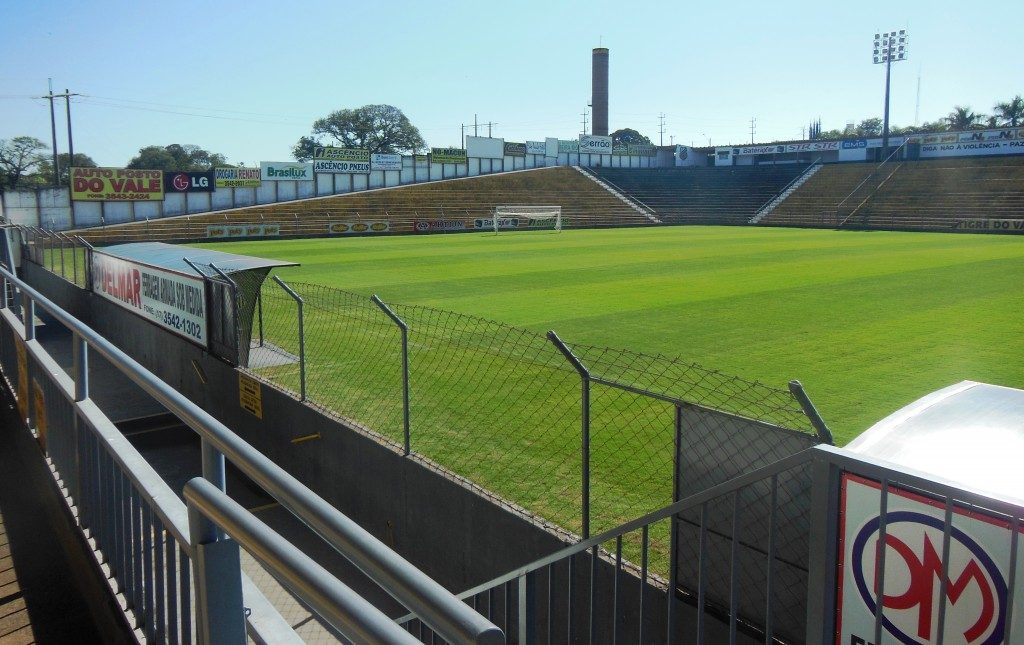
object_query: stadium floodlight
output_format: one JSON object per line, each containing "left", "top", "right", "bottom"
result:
{"left": 873, "top": 29, "right": 909, "bottom": 154}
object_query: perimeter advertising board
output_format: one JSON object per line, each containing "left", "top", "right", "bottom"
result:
{"left": 837, "top": 473, "right": 1023, "bottom": 644}
{"left": 371, "top": 153, "right": 402, "bottom": 171}
{"left": 214, "top": 167, "right": 261, "bottom": 188}
{"left": 71, "top": 167, "right": 163, "bottom": 201}
{"left": 313, "top": 147, "right": 370, "bottom": 173}
{"left": 327, "top": 221, "right": 390, "bottom": 234}
{"left": 579, "top": 135, "right": 612, "bottom": 154}
{"left": 164, "top": 171, "right": 214, "bottom": 193}
{"left": 91, "top": 251, "right": 207, "bottom": 347}
{"left": 558, "top": 139, "right": 579, "bottom": 153}
{"left": 260, "top": 162, "right": 313, "bottom": 181}
{"left": 430, "top": 148, "right": 468, "bottom": 164}
{"left": 206, "top": 224, "right": 281, "bottom": 238}
{"left": 503, "top": 142, "right": 527, "bottom": 157}
{"left": 627, "top": 144, "right": 656, "bottom": 157}
{"left": 526, "top": 141, "right": 547, "bottom": 155}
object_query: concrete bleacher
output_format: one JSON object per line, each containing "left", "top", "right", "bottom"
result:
{"left": 592, "top": 166, "right": 809, "bottom": 225}
{"left": 74, "top": 167, "right": 651, "bottom": 244}
{"left": 760, "top": 156, "right": 1024, "bottom": 231}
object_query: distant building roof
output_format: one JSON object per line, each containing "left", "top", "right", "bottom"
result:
{"left": 846, "top": 380, "right": 1024, "bottom": 503}
{"left": 97, "top": 242, "right": 298, "bottom": 275}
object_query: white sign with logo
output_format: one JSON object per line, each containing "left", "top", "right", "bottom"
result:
{"left": 371, "top": 153, "right": 402, "bottom": 171}
{"left": 578, "top": 135, "right": 612, "bottom": 154}
{"left": 526, "top": 141, "right": 547, "bottom": 155}
{"left": 260, "top": 161, "right": 313, "bottom": 181}
{"left": 838, "top": 473, "right": 1023, "bottom": 645}
{"left": 91, "top": 252, "right": 208, "bottom": 347}
{"left": 920, "top": 140, "right": 1024, "bottom": 159}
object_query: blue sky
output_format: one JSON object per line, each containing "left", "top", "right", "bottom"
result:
{"left": 2, "top": 0, "right": 1021, "bottom": 167}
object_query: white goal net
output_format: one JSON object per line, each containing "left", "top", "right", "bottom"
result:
{"left": 492, "top": 205, "right": 562, "bottom": 233}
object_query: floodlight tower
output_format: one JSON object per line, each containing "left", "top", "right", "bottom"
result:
{"left": 873, "top": 29, "right": 909, "bottom": 154}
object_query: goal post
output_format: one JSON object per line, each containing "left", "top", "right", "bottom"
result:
{"left": 492, "top": 205, "right": 562, "bottom": 233}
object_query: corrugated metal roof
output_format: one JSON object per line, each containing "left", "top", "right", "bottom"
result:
{"left": 97, "top": 242, "right": 298, "bottom": 275}
{"left": 847, "top": 380, "right": 1024, "bottom": 502}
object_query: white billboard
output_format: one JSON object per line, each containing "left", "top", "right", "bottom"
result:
{"left": 920, "top": 139, "right": 1024, "bottom": 158}
{"left": 579, "top": 135, "right": 612, "bottom": 154}
{"left": 91, "top": 251, "right": 208, "bottom": 347}
{"left": 371, "top": 153, "right": 402, "bottom": 171}
{"left": 545, "top": 137, "right": 559, "bottom": 157}
{"left": 837, "top": 473, "right": 1023, "bottom": 645}
{"left": 466, "top": 136, "right": 505, "bottom": 159}
{"left": 260, "top": 161, "right": 313, "bottom": 181}
{"left": 526, "top": 141, "right": 547, "bottom": 155}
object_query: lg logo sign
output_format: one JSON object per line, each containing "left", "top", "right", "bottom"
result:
{"left": 164, "top": 171, "right": 213, "bottom": 193}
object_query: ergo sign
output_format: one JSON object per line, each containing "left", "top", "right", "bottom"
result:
{"left": 838, "top": 474, "right": 1021, "bottom": 644}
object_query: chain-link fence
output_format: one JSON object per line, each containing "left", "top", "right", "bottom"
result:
{"left": 19, "top": 226, "right": 92, "bottom": 288}
{"left": 242, "top": 275, "right": 826, "bottom": 551}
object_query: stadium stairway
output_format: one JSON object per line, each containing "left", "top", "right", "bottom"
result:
{"left": 573, "top": 166, "right": 661, "bottom": 223}
{"left": 72, "top": 167, "right": 652, "bottom": 244}
{"left": 748, "top": 160, "right": 823, "bottom": 224}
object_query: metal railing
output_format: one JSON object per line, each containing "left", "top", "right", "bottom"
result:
{"left": 0, "top": 264, "right": 503, "bottom": 643}
{"left": 835, "top": 141, "right": 909, "bottom": 227}
{"left": 749, "top": 158, "right": 822, "bottom": 223}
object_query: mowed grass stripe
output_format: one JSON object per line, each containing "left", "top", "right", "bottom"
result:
{"left": 195, "top": 226, "right": 1024, "bottom": 445}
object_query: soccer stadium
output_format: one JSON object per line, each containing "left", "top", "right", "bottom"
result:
{"left": 1, "top": 11, "right": 1023, "bottom": 645}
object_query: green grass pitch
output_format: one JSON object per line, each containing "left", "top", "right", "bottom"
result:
{"left": 196, "top": 225, "right": 1024, "bottom": 447}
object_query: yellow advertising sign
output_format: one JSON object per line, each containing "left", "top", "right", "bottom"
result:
{"left": 239, "top": 373, "right": 263, "bottom": 419}
{"left": 15, "top": 338, "right": 27, "bottom": 420}
{"left": 32, "top": 379, "right": 47, "bottom": 449}
{"left": 70, "top": 167, "right": 164, "bottom": 201}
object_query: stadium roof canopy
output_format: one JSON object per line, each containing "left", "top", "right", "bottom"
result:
{"left": 98, "top": 242, "right": 298, "bottom": 275}
{"left": 846, "top": 380, "right": 1024, "bottom": 504}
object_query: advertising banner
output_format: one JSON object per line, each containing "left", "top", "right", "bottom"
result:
{"left": 430, "top": 148, "right": 468, "bottom": 164}
{"left": 413, "top": 220, "right": 465, "bottom": 233}
{"left": 837, "top": 473, "right": 1023, "bottom": 645}
{"left": 613, "top": 144, "right": 628, "bottom": 155}
{"left": 526, "top": 141, "right": 547, "bottom": 155}
{"left": 579, "top": 135, "right": 612, "bottom": 154}
{"left": 312, "top": 148, "right": 370, "bottom": 172}
{"left": 313, "top": 147, "right": 370, "bottom": 161}
{"left": 474, "top": 218, "right": 519, "bottom": 230}
{"left": 466, "top": 136, "right": 504, "bottom": 159}
{"left": 371, "top": 153, "right": 402, "bottom": 171}
{"left": 214, "top": 167, "right": 261, "bottom": 188}
{"left": 327, "top": 221, "right": 391, "bottom": 234}
{"left": 627, "top": 143, "right": 656, "bottom": 157}
{"left": 675, "top": 145, "right": 699, "bottom": 167}
{"left": 920, "top": 139, "right": 1024, "bottom": 158}
{"left": 71, "top": 167, "right": 163, "bottom": 201}
{"left": 164, "top": 171, "right": 214, "bottom": 193}
{"left": 313, "top": 159, "right": 370, "bottom": 173}
{"left": 206, "top": 224, "right": 281, "bottom": 238}
{"left": 503, "top": 142, "right": 527, "bottom": 157}
{"left": 952, "top": 218, "right": 1024, "bottom": 231}
{"left": 91, "top": 251, "right": 207, "bottom": 347}
{"left": 413, "top": 154, "right": 429, "bottom": 166}
{"left": 842, "top": 139, "right": 869, "bottom": 150}
{"left": 260, "top": 161, "right": 313, "bottom": 181}
{"left": 558, "top": 139, "right": 579, "bottom": 153}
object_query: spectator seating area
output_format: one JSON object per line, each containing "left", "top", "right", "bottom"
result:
{"left": 591, "top": 166, "right": 810, "bottom": 225}
{"left": 760, "top": 156, "right": 1024, "bottom": 231}
{"left": 74, "top": 167, "right": 650, "bottom": 244}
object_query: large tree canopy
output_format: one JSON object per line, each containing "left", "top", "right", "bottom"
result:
{"left": 0, "top": 136, "right": 48, "bottom": 189}
{"left": 609, "top": 128, "right": 652, "bottom": 147}
{"left": 126, "top": 144, "right": 227, "bottom": 171}
{"left": 994, "top": 95, "right": 1024, "bottom": 127}
{"left": 293, "top": 104, "right": 426, "bottom": 161}
{"left": 946, "top": 106, "right": 985, "bottom": 131}
{"left": 39, "top": 152, "right": 97, "bottom": 186}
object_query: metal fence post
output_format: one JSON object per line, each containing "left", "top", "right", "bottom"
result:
{"left": 547, "top": 331, "right": 591, "bottom": 539}
{"left": 371, "top": 294, "right": 411, "bottom": 456}
{"left": 256, "top": 290, "right": 264, "bottom": 347}
{"left": 186, "top": 500, "right": 245, "bottom": 645}
{"left": 788, "top": 380, "right": 833, "bottom": 443}
{"left": 272, "top": 276, "right": 305, "bottom": 401}
{"left": 804, "top": 452, "right": 841, "bottom": 643}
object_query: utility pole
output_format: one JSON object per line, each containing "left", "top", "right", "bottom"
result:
{"left": 63, "top": 88, "right": 80, "bottom": 165}
{"left": 750, "top": 117, "right": 756, "bottom": 144}
{"left": 581, "top": 109, "right": 589, "bottom": 136}
{"left": 44, "top": 79, "right": 60, "bottom": 186}
{"left": 461, "top": 123, "right": 465, "bottom": 148}
{"left": 658, "top": 113, "right": 667, "bottom": 146}
{"left": 474, "top": 114, "right": 478, "bottom": 137}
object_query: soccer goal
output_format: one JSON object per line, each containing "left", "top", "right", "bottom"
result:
{"left": 492, "top": 205, "right": 562, "bottom": 233}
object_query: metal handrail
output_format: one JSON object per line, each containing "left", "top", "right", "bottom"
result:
{"left": 751, "top": 157, "right": 822, "bottom": 217}
{"left": 0, "top": 265, "right": 503, "bottom": 644}
{"left": 184, "top": 478, "right": 420, "bottom": 644}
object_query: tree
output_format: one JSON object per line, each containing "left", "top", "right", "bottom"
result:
{"left": 39, "top": 152, "right": 97, "bottom": 186}
{"left": 127, "top": 144, "right": 228, "bottom": 171}
{"left": 946, "top": 106, "right": 985, "bottom": 130}
{"left": 993, "top": 95, "right": 1024, "bottom": 127}
{"left": 0, "top": 136, "right": 48, "bottom": 189}
{"left": 857, "top": 118, "right": 883, "bottom": 137}
{"left": 294, "top": 104, "right": 425, "bottom": 161}
{"left": 609, "top": 128, "right": 652, "bottom": 147}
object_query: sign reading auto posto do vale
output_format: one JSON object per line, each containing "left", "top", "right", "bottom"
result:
{"left": 91, "top": 251, "right": 208, "bottom": 347}
{"left": 71, "top": 167, "right": 164, "bottom": 201}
